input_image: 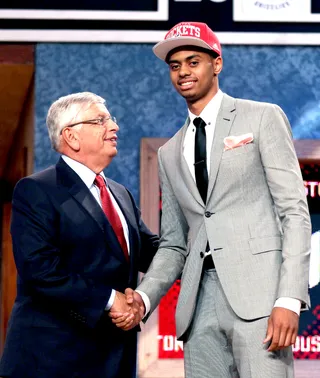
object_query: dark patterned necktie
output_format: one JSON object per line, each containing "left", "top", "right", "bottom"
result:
{"left": 94, "top": 175, "right": 129, "bottom": 262}
{"left": 194, "top": 117, "right": 208, "bottom": 204}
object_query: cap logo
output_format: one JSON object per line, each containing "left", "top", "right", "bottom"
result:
{"left": 213, "top": 43, "right": 220, "bottom": 52}
{"left": 166, "top": 24, "right": 201, "bottom": 40}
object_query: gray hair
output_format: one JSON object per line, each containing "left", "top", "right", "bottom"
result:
{"left": 46, "top": 91, "right": 106, "bottom": 151}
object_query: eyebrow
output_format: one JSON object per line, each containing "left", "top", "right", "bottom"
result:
{"left": 168, "top": 54, "right": 202, "bottom": 65}
{"left": 96, "top": 112, "right": 109, "bottom": 118}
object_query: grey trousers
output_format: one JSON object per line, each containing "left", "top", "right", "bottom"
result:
{"left": 183, "top": 269, "right": 294, "bottom": 378}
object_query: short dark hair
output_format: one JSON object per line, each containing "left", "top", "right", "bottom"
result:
{"left": 165, "top": 45, "right": 220, "bottom": 63}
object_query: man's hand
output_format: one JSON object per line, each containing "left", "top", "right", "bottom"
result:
{"left": 108, "top": 288, "right": 145, "bottom": 331}
{"left": 108, "top": 290, "right": 136, "bottom": 329}
{"left": 263, "top": 307, "right": 299, "bottom": 352}
{"left": 110, "top": 290, "right": 136, "bottom": 313}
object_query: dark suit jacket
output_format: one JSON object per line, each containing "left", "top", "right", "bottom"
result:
{"left": 0, "top": 157, "right": 159, "bottom": 378}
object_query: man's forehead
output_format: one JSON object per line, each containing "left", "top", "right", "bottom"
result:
{"left": 81, "top": 102, "right": 108, "bottom": 115}
{"left": 67, "top": 102, "right": 108, "bottom": 123}
{"left": 169, "top": 49, "right": 209, "bottom": 61}
{"left": 167, "top": 46, "right": 213, "bottom": 61}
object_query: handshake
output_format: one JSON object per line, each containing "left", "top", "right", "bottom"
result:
{"left": 108, "top": 288, "right": 145, "bottom": 331}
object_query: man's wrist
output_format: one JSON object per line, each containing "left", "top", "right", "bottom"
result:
{"left": 105, "top": 289, "right": 116, "bottom": 311}
{"left": 273, "top": 297, "right": 301, "bottom": 316}
{"left": 136, "top": 289, "right": 150, "bottom": 318}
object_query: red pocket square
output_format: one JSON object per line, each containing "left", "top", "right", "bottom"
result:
{"left": 224, "top": 133, "right": 254, "bottom": 151}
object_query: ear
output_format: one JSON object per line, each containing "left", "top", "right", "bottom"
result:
{"left": 213, "top": 56, "right": 223, "bottom": 75}
{"left": 61, "top": 128, "right": 80, "bottom": 152}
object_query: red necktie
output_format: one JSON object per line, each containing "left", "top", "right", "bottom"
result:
{"left": 94, "top": 175, "right": 129, "bottom": 262}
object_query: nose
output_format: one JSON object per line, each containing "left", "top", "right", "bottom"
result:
{"left": 179, "top": 63, "right": 191, "bottom": 77}
{"left": 110, "top": 119, "right": 119, "bottom": 131}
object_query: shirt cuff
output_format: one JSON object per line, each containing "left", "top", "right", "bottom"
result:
{"left": 274, "top": 297, "right": 301, "bottom": 316}
{"left": 105, "top": 289, "right": 116, "bottom": 311}
{"left": 135, "top": 290, "right": 150, "bottom": 318}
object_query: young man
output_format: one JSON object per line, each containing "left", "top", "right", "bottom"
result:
{"left": 111, "top": 22, "right": 311, "bottom": 377}
{"left": 0, "top": 92, "right": 159, "bottom": 378}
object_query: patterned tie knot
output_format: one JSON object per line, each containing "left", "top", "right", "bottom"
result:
{"left": 94, "top": 174, "right": 105, "bottom": 189}
{"left": 193, "top": 117, "right": 206, "bottom": 129}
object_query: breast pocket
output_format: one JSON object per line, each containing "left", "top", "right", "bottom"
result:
{"left": 221, "top": 142, "right": 255, "bottom": 159}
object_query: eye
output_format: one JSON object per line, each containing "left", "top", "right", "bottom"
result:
{"left": 170, "top": 64, "right": 180, "bottom": 71}
{"left": 190, "top": 61, "right": 199, "bottom": 67}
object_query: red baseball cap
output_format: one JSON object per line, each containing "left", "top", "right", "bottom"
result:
{"left": 153, "top": 21, "right": 221, "bottom": 61}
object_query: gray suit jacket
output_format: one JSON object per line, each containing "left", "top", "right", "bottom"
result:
{"left": 138, "top": 94, "right": 311, "bottom": 340}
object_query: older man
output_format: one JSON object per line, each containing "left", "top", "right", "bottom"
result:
{"left": 0, "top": 92, "right": 158, "bottom": 378}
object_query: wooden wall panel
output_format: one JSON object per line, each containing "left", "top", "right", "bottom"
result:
{"left": 4, "top": 79, "right": 34, "bottom": 185}
{"left": 0, "top": 44, "right": 34, "bottom": 64}
{"left": 0, "top": 64, "right": 34, "bottom": 177}
{"left": 0, "top": 203, "right": 15, "bottom": 353}
{"left": 0, "top": 45, "right": 34, "bottom": 352}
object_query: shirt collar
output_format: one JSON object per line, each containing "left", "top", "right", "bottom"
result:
{"left": 188, "top": 89, "right": 223, "bottom": 126}
{"left": 62, "top": 155, "right": 107, "bottom": 188}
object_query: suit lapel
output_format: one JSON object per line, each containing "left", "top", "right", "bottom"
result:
{"left": 207, "top": 94, "right": 236, "bottom": 203}
{"left": 177, "top": 118, "right": 204, "bottom": 207}
{"left": 57, "top": 158, "right": 107, "bottom": 234}
{"left": 56, "top": 158, "right": 127, "bottom": 263}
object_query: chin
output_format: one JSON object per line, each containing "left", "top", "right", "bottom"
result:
{"left": 182, "top": 93, "right": 199, "bottom": 102}
{"left": 179, "top": 91, "right": 192, "bottom": 98}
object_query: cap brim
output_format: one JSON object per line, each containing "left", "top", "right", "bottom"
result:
{"left": 153, "top": 36, "right": 217, "bottom": 61}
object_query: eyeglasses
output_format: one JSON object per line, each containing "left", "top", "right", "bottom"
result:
{"left": 60, "top": 115, "right": 117, "bottom": 134}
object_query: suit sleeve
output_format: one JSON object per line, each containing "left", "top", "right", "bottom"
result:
{"left": 11, "top": 177, "right": 111, "bottom": 328}
{"left": 125, "top": 188, "right": 159, "bottom": 273}
{"left": 137, "top": 148, "right": 189, "bottom": 314}
{"left": 259, "top": 104, "right": 311, "bottom": 306}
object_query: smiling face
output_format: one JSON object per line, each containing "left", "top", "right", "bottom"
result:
{"left": 167, "top": 48, "right": 222, "bottom": 113}
{"left": 61, "top": 102, "right": 119, "bottom": 173}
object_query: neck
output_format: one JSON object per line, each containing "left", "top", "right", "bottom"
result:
{"left": 188, "top": 101, "right": 208, "bottom": 116}
{"left": 187, "top": 88, "right": 219, "bottom": 116}
{"left": 61, "top": 150, "right": 111, "bottom": 174}
{"left": 80, "top": 159, "right": 110, "bottom": 174}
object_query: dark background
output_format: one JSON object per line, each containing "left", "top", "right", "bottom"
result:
{"left": 1, "top": 0, "right": 320, "bottom": 33}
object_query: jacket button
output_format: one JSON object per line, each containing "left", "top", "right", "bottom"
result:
{"left": 205, "top": 211, "right": 212, "bottom": 218}
{"left": 200, "top": 252, "right": 204, "bottom": 258}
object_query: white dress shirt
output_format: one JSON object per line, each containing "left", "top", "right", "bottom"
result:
{"left": 140, "top": 90, "right": 301, "bottom": 316}
{"left": 183, "top": 89, "right": 223, "bottom": 180}
{"left": 62, "top": 155, "right": 130, "bottom": 310}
